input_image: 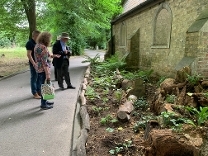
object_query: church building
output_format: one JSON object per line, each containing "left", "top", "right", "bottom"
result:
{"left": 110, "top": 0, "right": 208, "bottom": 77}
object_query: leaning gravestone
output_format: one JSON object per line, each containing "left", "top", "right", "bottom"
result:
{"left": 127, "top": 78, "right": 145, "bottom": 98}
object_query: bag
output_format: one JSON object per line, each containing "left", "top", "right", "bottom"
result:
{"left": 41, "top": 81, "right": 55, "bottom": 100}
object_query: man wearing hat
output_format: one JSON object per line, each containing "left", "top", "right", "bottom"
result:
{"left": 52, "top": 35, "right": 61, "bottom": 81}
{"left": 52, "top": 32, "right": 75, "bottom": 90}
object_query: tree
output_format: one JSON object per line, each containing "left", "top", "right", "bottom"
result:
{"left": 21, "top": 0, "right": 36, "bottom": 39}
{"left": 43, "top": 0, "right": 122, "bottom": 54}
{"left": 0, "top": 0, "right": 122, "bottom": 52}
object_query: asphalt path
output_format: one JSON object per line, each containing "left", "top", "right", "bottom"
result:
{"left": 0, "top": 50, "right": 104, "bottom": 156}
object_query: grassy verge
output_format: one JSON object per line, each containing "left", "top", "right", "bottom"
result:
{"left": 0, "top": 47, "right": 28, "bottom": 78}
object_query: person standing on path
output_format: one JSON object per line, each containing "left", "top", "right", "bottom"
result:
{"left": 52, "top": 35, "right": 61, "bottom": 81}
{"left": 34, "top": 32, "right": 60, "bottom": 110}
{"left": 52, "top": 32, "right": 75, "bottom": 90}
{"left": 25, "top": 30, "right": 41, "bottom": 99}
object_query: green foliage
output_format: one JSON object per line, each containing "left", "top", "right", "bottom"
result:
{"left": 186, "top": 74, "right": 201, "bottom": 85}
{"left": 92, "top": 106, "right": 111, "bottom": 116}
{"left": 111, "top": 118, "right": 118, "bottom": 124}
{"left": 100, "top": 114, "right": 118, "bottom": 125}
{"left": 92, "top": 76, "right": 114, "bottom": 88}
{"left": 157, "top": 76, "right": 167, "bottom": 87}
{"left": 160, "top": 111, "right": 177, "bottom": 127}
{"left": 81, "top": 54, "right": 101, "bottom": 65}
{"left": 165, "top": 94, "right": 176, "bottom": 104}
{"left": 160, "top": 111, "right": 195, "bottom": 131}
{"left": 113, "top": 89, "right": 123, "bottom": 103}
{"left": 43, "top": 0, "right": 122, "bottom": 54}
{"left": 100, "top": 114, "right": 112, "bottom": 125}
{"left": 133, "top": 120, "right": 146, "bottom": 133}
{"left": 121, "top": 69, "right": 153, "bottom": 82}
{"left": 1, "top": 0, "right": 122, "bottom": 53}
{"left": 96, "top": 54, "right": 126, "bottom": 72}
{"left": 186, "top": 106, "right": 208, "bottom": 126}
{"left": 106, "top": 127, "right": 114, "bottom": 133}
{"left": 102, "top": 97, "right": 109, "bottom": 104}
{"left": 103, "top": 106, "right": 110, "bottom": 111}
{"left": 133, "top": 115, "right": 154, "bottom": 133}
{"left": 109, "top": 147, "right": 123, "bottom": 155}
{"left": 0, "top": 37, "right": 11, "bottom": 48}
{"left": 0, "top": 1, "right": 27, "bottom": 38}
{"left": 109, "top": 140, "right": 133, "bottom": 155}
{"left": 133, "top": 97, "right": 148, "bottom": 111}
{"left": 85, "top": 86, "right": 100, "bottom": 100}
{"left": 92, "top": 106, "right": 103, "bottom": 116}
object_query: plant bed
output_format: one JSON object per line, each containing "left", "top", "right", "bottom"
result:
{"left": 83, "top": 55, "right": 208, "bottom": 156}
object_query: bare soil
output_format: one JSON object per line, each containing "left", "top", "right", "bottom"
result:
{"left": 0, "top": 58, "right": 28, "bottom": 79}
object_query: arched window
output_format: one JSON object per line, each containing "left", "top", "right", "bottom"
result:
{"left": 120, "top": 22, "right": 126, "bottom": 46}
{"left": 152, "top": 2, "right": 172, "bottom": 48}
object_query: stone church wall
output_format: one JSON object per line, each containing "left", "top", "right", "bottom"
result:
{"left": 113, "top": 0, "right": 208, "bottom": 77}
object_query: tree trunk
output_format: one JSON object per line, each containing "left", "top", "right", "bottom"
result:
{"left": 21, "top": 0, "right": 36, "bottom": 39}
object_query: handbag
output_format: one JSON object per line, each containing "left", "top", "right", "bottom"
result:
{"left": 41, "top": 81, "right": 55, "bottom": 100}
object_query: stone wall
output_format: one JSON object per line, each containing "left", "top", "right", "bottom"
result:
{"left": 112, "top": 0, "right": 208, "bottom": 77}
{"left": 123, "top": 0, "right": 146, "bottom": 13}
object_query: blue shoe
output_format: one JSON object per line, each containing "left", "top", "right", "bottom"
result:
{"left": 40, "top": 105, "right": 53, "bottom": 110}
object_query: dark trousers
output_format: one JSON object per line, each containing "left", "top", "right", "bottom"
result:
{"left": 54, "top": 67, "right": 57, "bottom": 80}
{"left": 29, "top": 63, "right": 41, "bottom": 95}
{"left": 38, "top": 72, "right": 47, "bottom": 106}
{"left": 57, "top": 59, "right": 72, "bottom": 87}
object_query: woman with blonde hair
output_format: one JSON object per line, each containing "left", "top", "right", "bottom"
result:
{"left": 34, "top": 31, "right": 60, "bottom": 110}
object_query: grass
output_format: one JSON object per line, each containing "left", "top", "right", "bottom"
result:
{"left": 0, "top": 47, "right": 29, "bottom": 77}
{"left": 0, "top": 47, "right": 27, "bottom": 58}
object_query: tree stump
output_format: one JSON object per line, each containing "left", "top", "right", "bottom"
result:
{"left": 145, "top": 129, "right": 201, "bottom": 156}
{"left": 150, "top": 89, "right": 165, "bottom": 115}
{"left": 176, "top": 85, "right": 186, "bottom": 105}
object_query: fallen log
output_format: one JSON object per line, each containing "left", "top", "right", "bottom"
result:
{"left": 117, "top": 100, "right": 134, "bottom": 122}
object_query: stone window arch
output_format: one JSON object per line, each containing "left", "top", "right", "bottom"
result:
{"left": 120, "top": 22, "right": 127, "bottom": 46}
{"left": 152, "top": 2, "right": 172, "bottom": 48}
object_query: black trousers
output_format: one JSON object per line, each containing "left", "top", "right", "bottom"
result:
{"left": 57, "top": 59, "right": 72, "bottom": 87}
{"left": 54, "top": 67, "right": 57, "bottom": 80}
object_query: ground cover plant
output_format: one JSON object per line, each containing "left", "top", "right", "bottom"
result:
{"left": 84, "top": 55, "right": 208, "bottom": 156}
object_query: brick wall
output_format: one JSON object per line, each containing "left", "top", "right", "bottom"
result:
{"left": 113, "top": 0, "right": 208, "bottom": 77}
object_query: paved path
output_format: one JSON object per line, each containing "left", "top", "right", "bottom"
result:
{"left": 0, "top": 50, "right": 104, "bottom": 156}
